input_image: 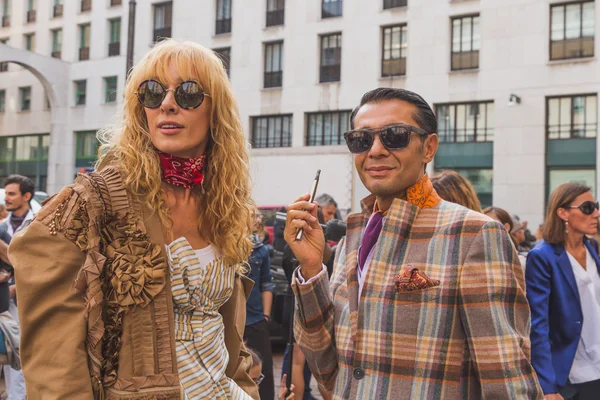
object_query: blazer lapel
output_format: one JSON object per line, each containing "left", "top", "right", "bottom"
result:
{"left": 555, "top": 246, "right": 581, "bottom": 303}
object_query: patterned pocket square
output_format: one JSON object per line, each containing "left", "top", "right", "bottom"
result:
{"left": 394, "top": 266, "right": 440, "bottom": 292}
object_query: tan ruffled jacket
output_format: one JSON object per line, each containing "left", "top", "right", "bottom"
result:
{"left": 8, "top": 164, "right": 259, "bottom": 400}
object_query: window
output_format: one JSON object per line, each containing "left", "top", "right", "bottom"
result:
{"left": 51, "top": 29, "right": 62, "bottom": 58}
{"left": 1, "top": 0, "right": 9, "bottom": 27}
{"left": 24, "top": 33, "right": 34, "bottom": 51}
{"left": 76, "top": 131, "right": 100, "bottom": 160}
{"left": 306, "top": 110, "right": 351, "bottom": 146}
{"left": 214, "top": 47, "right": 231, "bottom": 76}
{"left": 0, "top": 90, "right": 5, "bottom": 112}
{"left": 551, "top": 1, "right": 595, "bottom": 60}
{"left": 320, "top": 33, "right": 342, "bottom": 83}
{"left": 451, "top": 169, "right": 493, "bottom": 208}
{"left": 104, "top": 76, "right": 117, "bottom": 103}
{"left": 382, "top": 25, "right": 407, "bottom": 77}
{"left": 322, "top": 0, "right": 342, "bottom": 18}
{"left": 74, "top": 80, "right": 87, "bottom": 106}
{"left": 216, "top": 0, "right": 232, "bottom": 34}
{"left": 81, "top": 0, "right": 91, "bottom": 12}
{"left": 153, "top": 2, "right": 172, "bottom": 42}
{"left": 0, "top": 38, "right": 7, "bottom": 72}
{"left": 19, "top": 86, "right": 31, "bottom": 111}
{"left": 26, "top": 0, "right": 35, "bottom": 22}
{"left": 549, "top": 169, "right": 596, "bottom": 197}
{"left": 110, "top": 0, "right": 122, "bottom": 6}
{"left": 266, "top": 0, "right": 284, "bottom": 27}
{"left": 451, "top": 15, "right": 480, "bottom": 70}
{"left": 547, "top": 94, "right": 597, "bottom": 139}
{"left": 109, "top": 18, "right": 121, "bottom": 56}
{"left": 15, "top": 135, "right": 43, "bottom": 161}
{"left": 53, "top": 0, "right": 63, "bottom": 18}
{"left": 79, "top": 24, "right": 90, "bottom": 60}
{"left": 251, "top": 114, "right": 292, "bottom": 148}
{"left": 264, "top": 41, "right": 283, "bottom": 88}
{"left": 436, "top": 101, "right": 494, "bottom": 142}
{"left": 383, "top": 0, "right": 407, "bottom": 9}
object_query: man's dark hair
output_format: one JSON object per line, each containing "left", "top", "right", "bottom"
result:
{"left": 3, "top": 175, "right": 35, "bottom": 199}
{"left": 350, "top": 88, "right": 437, "bottom": 134}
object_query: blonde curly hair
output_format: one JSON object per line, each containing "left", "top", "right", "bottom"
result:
{"left": 97, "top": 39, "right": 252, "bottom": 266}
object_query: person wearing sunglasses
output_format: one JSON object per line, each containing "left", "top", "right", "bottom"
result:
{"left": 8, "top": 40, "right": 259, "bottom": 399}
{"left": 283, "top": 87, "right": 542, "bottom": 399}
{"left": 527, "top": 182, "right": 600, "bottom": 400}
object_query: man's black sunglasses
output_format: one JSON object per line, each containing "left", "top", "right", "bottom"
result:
{"left": 569, "top": 201, "right": 600, "bottom": 215}
{"left": 343, "top": 124, "right": 429, "bottom": 154}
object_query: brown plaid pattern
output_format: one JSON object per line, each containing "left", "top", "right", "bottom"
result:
{"left": 292, "top": 195, "right": 543, "bottom": 399}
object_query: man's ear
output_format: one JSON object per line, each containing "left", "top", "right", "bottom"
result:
{"left": 422, "top": 133, "right": 438, "bottom": 165}
{"left": 23, "top": 192, "right": 32, "bottom": 202}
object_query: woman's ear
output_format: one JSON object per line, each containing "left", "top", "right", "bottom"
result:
{"left": 504, "top": 223, "right": 511, "bottom": 232}
{"left": 557, "top": 207, "right": 569, "bottom": 222}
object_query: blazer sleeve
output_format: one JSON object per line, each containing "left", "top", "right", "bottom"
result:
{"left": 525, "top": 247, "right": 559, "bottom": 394}
{"left": 8, "top": 187, "right": 94, "bottom": 400}
{"left": 458, "top": 220, "right": 543, "bottom": 399}
{"left": 291, "top": 261, "right": 339, "bottom": 391}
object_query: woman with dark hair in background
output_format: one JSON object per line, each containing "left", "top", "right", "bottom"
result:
{"left": 431, "top": 170, "right": 482, "bottom": 212}
{"left": 527, "top": 182, "right": 600, "bottom": 399}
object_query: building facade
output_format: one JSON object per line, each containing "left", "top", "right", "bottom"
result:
{"left": 1, "top": 0, "right": 599, "bottom": 229}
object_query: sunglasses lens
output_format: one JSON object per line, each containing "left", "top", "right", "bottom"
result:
{"left": 175, "top": 81, "right": 204, "bottom": 109}
{"left": 381, "top": 126, "right": 411, "bottom": 149}
{"left": 345, "top": 131, "right": 372, "bottom": 153}
{"left": 581, "top": 201, "right": 598, "bottom": 215}
{"left": 137, "top": 80, "right": 165, "bottom": 108}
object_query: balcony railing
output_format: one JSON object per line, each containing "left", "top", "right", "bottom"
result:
{"left": 53, "top": 4, "right": 63, "bottom": 17}
{"left": 382, "top": 58, "right": 406, "bottom": 77}
{"left": 264, "top": 71, "right": 283, "bottom": 88}
{"left": 110, "top": 0, "right": 122, "bottom": 5}
{"left": 81, "top": 0, "right": 92, "bottom": 12}
{"left": 153, "top": 27, "right": 171, "bottom": 43}
{"left": 1, "top": 16, "right": 9, "bottom": 27}
{"left": 26, "top": 10, "right": 36, "bottom": 23}
{"left": 51, "top": 51, "right": 61, "bottom": 59}
{"left": 451, "top": 50, "right": 479, "bottom": 70}
{"left": 320, "top": 64, "right": 341, "bottom": 83}
{"left": 216, "top": 19, "right": 232, "bottom": 34}
{"left": 383, "top": 0, "right": 407, "bottom": 9}
{"left": 551, "top": 37, "right": 594, "bottom": 60}
{"left": 79, "top": 47, "right": 90, "bottom": 61}
{"left": 108, "top": 42, "right": 120, "bottom": 56}
{"left": 266, "top": 9, "right": 284, "bottom": 27}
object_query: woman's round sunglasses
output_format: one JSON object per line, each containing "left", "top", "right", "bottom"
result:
{"left": 343, "top": 124, "right": 429, "bottom": 154}
{"left": 135, "top": 79, "right": 210, "bottom": 110}
{"left": 568, "top": 200, "right": 600, "bottom": 215}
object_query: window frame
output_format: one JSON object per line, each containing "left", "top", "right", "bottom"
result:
{"left": 24, "top": 32, "right": 34, "bottom": 51}
{"left": 549, "top": 0, "right": 595, "bottom": 60}
{"left": 322, "top": 0, "right": 343, "bottom": 19}
{"left": 51, "top": 28, "right": 62, "bottom": 53}
{"left": 381, "top": 24, "right": 408, "bottom": 77}
{"left": 0, "top": 89, "right": 5, "bottom": 112}
{"left": 75, "top": 131, "right": 100, "bottom": 160}
{"left": 216, "top": 0, "right": 232, "bottom": 34}
{"left": 153, "top": 1, "right": 172, "bottom": 42}
{"left": 213, "top": 47, "right": 231, "bottom": 77}
{"left": 266, "top": 0, "right": 284, "bottom": 27}
{"left": 450, "top": 14, "right": 480, "bottom": 71}
{"left": 74, "top": 80, "right": 87, "bottom": 106}
{"left": 319, "top": 32, "right": 342, "bottom": 83}
{"left": 546, "top": 93, "right": 598, "bottom": 139}
{"left": 264, "top": 41, "right": 283, "bottom": 88}
{"left": 19, "top": 86, "right": 31, "bottom": 111}
{"left": 435, "top": 101, "right": 495, "bottom": 143}
{"left": 305, "top": 110, "right": 352, "bottom": 146}
{"left": 104, "top": 76, "right": 117, "bottom": 104}
{"left": 250, "top": 114, "right": 293, "bottom": 148}
{"left": 383, "top": 0, "right": 407, "bottom": 9}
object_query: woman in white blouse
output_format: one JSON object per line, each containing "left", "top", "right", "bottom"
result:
{"left": 527, "top": 182, "right": 600, "bottom": 400}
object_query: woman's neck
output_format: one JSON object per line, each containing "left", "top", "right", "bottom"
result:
{"left": 565, "top": 231, "right": 585, "bottom": 252}
{"left": 161, "top": 182, "right": 196, "bottom": 205}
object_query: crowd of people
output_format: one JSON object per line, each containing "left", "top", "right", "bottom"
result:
{"left": 0, "top": 38, "right": 597, "bottom": 400}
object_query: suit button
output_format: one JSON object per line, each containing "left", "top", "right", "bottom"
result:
{"left": 353, "top": 367, "right": 365, "bottom": 380}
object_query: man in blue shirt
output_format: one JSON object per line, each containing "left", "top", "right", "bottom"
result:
{"left": 244, "top": 212, "right": 276, "bottom": 400}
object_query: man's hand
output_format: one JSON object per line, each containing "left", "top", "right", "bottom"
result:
{"left": 284, "top": 194, "right": 324, "bottom": 279}
{"left": 544, "top": 394, "right": 564, "bottom": 400}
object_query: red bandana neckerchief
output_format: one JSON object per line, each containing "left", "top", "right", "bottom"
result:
{"left": 158, "top": 152, "right": 207, "bottom": 189}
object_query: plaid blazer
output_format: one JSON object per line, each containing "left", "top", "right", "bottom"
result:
{"left": 292, "top": 195, "right": 543, "bottom": 399}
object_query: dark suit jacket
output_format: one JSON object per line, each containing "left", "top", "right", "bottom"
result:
{"left": 526, "top": 238, "right": 600, "bottom": 394}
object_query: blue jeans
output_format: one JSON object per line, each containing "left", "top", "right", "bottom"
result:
{"left": 281, "top": 345, "right": 313, "bottom": 399}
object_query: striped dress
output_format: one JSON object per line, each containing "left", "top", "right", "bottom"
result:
{"left": 167, "top": 237, "right": 252, "bottom": 400}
